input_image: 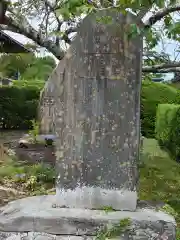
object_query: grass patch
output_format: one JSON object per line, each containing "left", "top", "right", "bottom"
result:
{"left": 139, "top": 138, "right": 180, "bottom": 201}
{"left": 0, "top": 156, "right": 55, "bottom": 194}
{"left": 139, "top": 138, "right": 180, "bottom": 236}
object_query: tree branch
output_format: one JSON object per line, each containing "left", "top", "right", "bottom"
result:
{"left": 3, "top": 15, "right": 65, "bottom": 60}
{"left": 44, "top": 0, "right": 62, "bottom": 25}
{"left": 142, "top": 62, "right": 180, "bottom": 73}
{"left": 144, "top": 5, "right": 180, "bottom": 27}
{"left": 142, "top": 62, "right": 180, "bottom": 71}
{"left": 137, "top": 6, "right": 152, "bottom": 20}
{"left": 142, "top": 67, "right": 180, "bottom": 73}
{"left": 44, "top": 0, "right": 63, "bottom": 46}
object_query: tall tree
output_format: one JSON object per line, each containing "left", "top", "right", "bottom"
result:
{"left": 1, "top": 0, "right": 180, "bottom": 73}
{"left": 22, "top": 56, "right": 56, "bottom": 80}
{"left": 0, "top": 53, "right": 56, "bottom": 80}
{"left": 0, "top": 53, "right": 35, "bottom": 78}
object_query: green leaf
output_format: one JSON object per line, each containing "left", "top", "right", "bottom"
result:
{"left": 56, "top": 7, "right": 71, "bottom": 20}
{"left": 75, "top": 5, "right": 90, "bottom": 16}
{"left": 164, "top": 15, "right": 173, "bottom": 28}
{"left": 145, "top": 28, "right": 161, "bottom": 49}
{"left": 155, "top": 0, "right": 165, "bottom": 8}
{"left": 49, "top": 31, "right": 64, "bottom": 37}
{"left": 127, "top": 23, "right": 142, "bottom": 40}
{"left": 165, "top": 21, "right": 180, "bottom": 41}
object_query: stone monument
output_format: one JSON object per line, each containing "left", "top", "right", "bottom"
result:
{"left": 54, "top": 8, "right": 142, "bottom": 211}
{"left": 0, "top": 8, "right": 176, "bottom": 240}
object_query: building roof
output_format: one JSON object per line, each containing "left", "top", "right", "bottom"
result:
{"left": 0, "top": 30, "right": 30, "bottom": 53}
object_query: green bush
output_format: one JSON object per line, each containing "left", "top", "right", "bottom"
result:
{"left": 141, "top": 80, "right": 178, "bottom": 138}
{"left": 1, "top": 79, "right": 179, "bottom": 133}
{"left": 155, "top": 103, "right": 180, "bottom": 161}
{"left": 13, "top": 79, "right": 45, "bottom": 89}
{"left": 0, "top": 85, "right": 42, "bottom": 129}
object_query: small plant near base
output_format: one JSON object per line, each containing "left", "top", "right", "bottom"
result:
{"left": 158, "top": 204, "right": 178, "bottom": 218}
{"left": 100, "top": 206, "right": 115, "bottom": 213}
{"left": 25, "top": 175, "right": 37, "bottom": 191}
{"left": 28, "top": 120, "right": 40, "bottom": 143}
{"left": 177, "top": 228, "right": 180, "bottom": 240}
{"left": 95, "top": 218, "right": 131, "bottom": 240}
{"left": 45, "top": 138, "right": 54, "bottom": 146}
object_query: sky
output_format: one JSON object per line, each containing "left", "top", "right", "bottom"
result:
{"left": 5, "top": 8, "right": 180, "bottom": 81}
{"left": 142, "top": 11, "right": 180, "bottom": 80}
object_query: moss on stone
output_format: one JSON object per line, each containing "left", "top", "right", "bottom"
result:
{"left": 157, "top": 204, "right": 178, "bottom": 218}
{"left": 95, "top": 218, "right": 131, "bottom": 240}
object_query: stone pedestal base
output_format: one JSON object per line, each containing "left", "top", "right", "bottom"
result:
{"left": 0, "top": 195, "right": 176, "bottom": 240}
{"left": 55, "top": 187, "right": 137, "bottom": 211}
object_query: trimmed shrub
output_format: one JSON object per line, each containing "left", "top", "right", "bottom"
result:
{"left": 155, "top": 103, "right": 180, "bottom": 161}
{"left": 0, "top": 85, "right": 42, "bottom": 129}
{"left": 0, "top": 79, "right": 179, "bottom": 133}
{"left": 13, "top": 79, "right": 45, "bottom": 89}
{"left": 141, "top": 80, "right": 178, "bottom": 138}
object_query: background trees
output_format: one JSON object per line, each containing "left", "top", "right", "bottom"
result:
{"left": 0, "top": 53, "right": 56, "bottom": 80}
{"left": 1, "top": 0, "right": 180, "bottom": 77}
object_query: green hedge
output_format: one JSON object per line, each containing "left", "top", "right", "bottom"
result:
{"left": 0, "top": 80, "right": 179, "bottom": 132}
{"left": 0, "top": 85, "right": 42, "bottom": 129}
{"left": 13, "top": 79, "right": 45, "bottom": 89}
{"left": 141, "top": 81, "right": 179, "bottom": 138}
{"left": 155, "top": 103, "right": 180, "bottom": 161}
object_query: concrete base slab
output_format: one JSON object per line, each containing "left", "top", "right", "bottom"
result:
{"left": 0, "top": 195, "right": 176, "bottom": 240}
{"left": 55, "top": 187, "right": 137, "bottom": 211}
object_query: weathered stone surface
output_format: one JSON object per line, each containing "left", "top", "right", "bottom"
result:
{"left": 0, "top": 195, "right": 176, "bottom": 239}
{"left": 40, "top": 9, "right": 143, "bottom": 210}
{"left": 39, "top": 75, "right": 59, "bottom": 134}
{"left": 0, "top": 186, "right": 26, "bottom": 206}
{"left": 0, "top": 225, "right": 176, "bottom": 240}
{"left": 0, "top": 232, "right": 92, "bottom": 240}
